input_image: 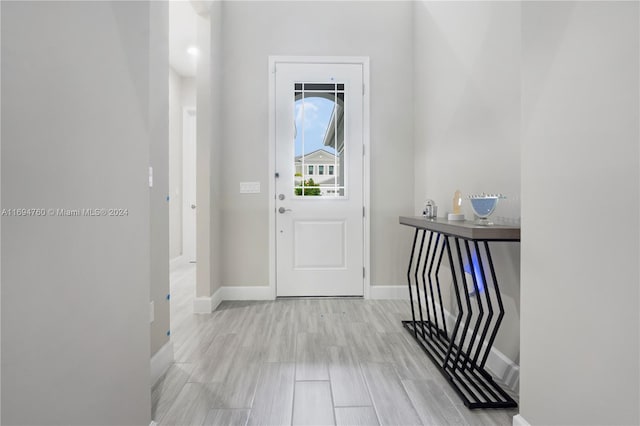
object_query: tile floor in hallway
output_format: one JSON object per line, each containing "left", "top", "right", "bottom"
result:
{"left": 152, "top": 263, "right": 517, "bottom": 426}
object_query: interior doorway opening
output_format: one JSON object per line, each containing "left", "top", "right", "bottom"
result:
{"left": 181, "top": 108, "right": 197, "bottom": 264}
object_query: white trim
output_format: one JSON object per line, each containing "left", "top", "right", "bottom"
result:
{"left": 150, "top": 341, "right": 174, "bottom": 386}
{"left": 211, "top": 286, "right": 223, "bottom": 312}
{"left": 268, "top": 56, "right": 371, "bottom": 300}
{"left": 194, "top": 286, "right": 223, "bottom": 313}
{"left": 362, "top": 58, "right": 371, "bottom": 299}
{"left": 485, "top": 344, "right": 520, "bottom": 392}
{"left": 268, "top": 57, "right": 276, "bottom": 305}
{"left": 512, "top": 414, "right": 531, "bottom": 426}
{"left": 150, "top": 422, "right": 158, "bottom": 426}
{"left": 222, "top": 285, "right": 274, "bottom": 301}
{"left": 194, "top": 286, "right": 272, "bottom": 313}
{"left": 193, "top": 287, "right": 222, "bottom": 314}
{"left": 369, "top": 285, "right": 408, "bottom": 300}
{"left": 193, "top": 296, "right": 213, "bottom": 314}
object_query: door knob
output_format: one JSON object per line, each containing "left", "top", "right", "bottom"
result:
{"left": 191, "top": 204, "right": 197, "bottom": 209}
{"left": 278, "top": 207, "right": 292, "bottom": 214}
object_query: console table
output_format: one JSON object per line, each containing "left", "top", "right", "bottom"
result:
{"left": 399, "top": 216, "right": 520, "bottom": 409}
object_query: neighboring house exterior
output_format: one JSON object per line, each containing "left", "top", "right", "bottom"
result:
{"left": 294, "top": 149, "right": 342, "bottom": 196}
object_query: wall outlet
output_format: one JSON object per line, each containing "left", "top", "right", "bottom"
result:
{"left": 240, "top": 181, "right": 260, "bottom": 193}
{"left": 149, "top": 301, "right": 155, "bottom": 323}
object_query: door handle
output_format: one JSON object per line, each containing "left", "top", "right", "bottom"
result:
{"left": 278, "top": 207, "right": 292, "bottom": 214}
{"left": 191, "top": 204, "right": 197, "bottom": 209}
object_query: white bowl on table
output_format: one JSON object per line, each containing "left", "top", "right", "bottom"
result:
{"left": 468, "top": 193, "right": 506, "bottom": 225}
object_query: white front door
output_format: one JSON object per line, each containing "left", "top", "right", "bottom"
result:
{"left": 275, "top": 62, "right": 364, "bottom": 297}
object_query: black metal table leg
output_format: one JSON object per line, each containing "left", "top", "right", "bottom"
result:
{"left": 406, "top": 229, "right": 419, "bottom": 339}
{"left": 401, "top": 227, "right": 518, "bottom": 410}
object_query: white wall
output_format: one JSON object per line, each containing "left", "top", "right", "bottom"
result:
{"left": 220, "top": 1, "right": 414, "bottom": 288}
{"left": 1, "top": 2, "right": 152, "bottom": 424}
{"left": 192, "top": 0, "right": 223, "bottom": 306}
{"left": 413, "top": 1, "right": 521, "bottom": 361}
{"left": 209, "top": 0, "right": 223, "bottom": 298}
{"left": 196, "top": 10, "right": 212, "bottom": 300}
{"left": 149, "top": 1, "right": 171, "bottom": 359}
{"left": 519, "top": 2, "right": 639, "bottom": 424}
{"left": 169, "top": 68, "right": 183, "bottom": 259}
{"left": 1, "top": 2, "right": 3, "bottom": 420}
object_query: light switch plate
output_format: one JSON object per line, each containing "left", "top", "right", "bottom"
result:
{"left": 240, "top": 182, "right": 261, "bottom": 193}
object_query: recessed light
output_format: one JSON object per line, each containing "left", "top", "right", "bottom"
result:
{"left": 187, "top": 46, "right": 200, "bottom": 56}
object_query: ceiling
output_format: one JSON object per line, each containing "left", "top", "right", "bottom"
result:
{"left": 169, "top": 1, "right": 200, "bottom": 77}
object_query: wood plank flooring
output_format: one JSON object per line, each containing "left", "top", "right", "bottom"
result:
{"left": 153, "top": 263, "right": 517, "bottom": 425}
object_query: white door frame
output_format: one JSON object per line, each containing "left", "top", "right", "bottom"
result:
{"left": 268, "top": 56, "right": 371, "bottom": 299}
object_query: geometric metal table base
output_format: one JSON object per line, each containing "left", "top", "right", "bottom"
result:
{"left": 400, "top": 220, "right": 519, "bottom": 410}
{"left": 402, "top": 320, "right": 517, "bottom": 409}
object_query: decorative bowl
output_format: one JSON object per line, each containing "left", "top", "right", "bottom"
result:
{"left": 468, "top": 194, "right": 506, "bottom": 225}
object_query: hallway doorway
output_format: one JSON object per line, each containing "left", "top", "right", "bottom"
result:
{"left": 182, "top": 108, "right": 197, "bottom": 263}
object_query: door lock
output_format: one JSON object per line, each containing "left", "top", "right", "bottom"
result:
{"left": 278, "top": 194, "right": 286, "bottom": 200}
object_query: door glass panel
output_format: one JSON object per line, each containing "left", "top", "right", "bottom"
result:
{"left": 294, "top": 83, "right": 345, "bottom": 197}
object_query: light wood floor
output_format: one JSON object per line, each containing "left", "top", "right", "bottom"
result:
{"left": 152, "top": 263, "right": 517, "bottom": 426}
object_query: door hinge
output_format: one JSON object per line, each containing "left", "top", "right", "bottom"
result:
{"left": 363, "top": 145, "right": 365, "bottom": 156}
{"left": 363, "top": 206, "right": 365, "bottom": 217}
{"left": 363, "top": 267, "right": 366, "bottom": 278}
{"left": 363, "top": 84, "right": 365, "bottom": 95}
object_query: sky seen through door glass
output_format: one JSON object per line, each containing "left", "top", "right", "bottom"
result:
{"left": 295, "top": 97, "right": 337, "bottom": 156}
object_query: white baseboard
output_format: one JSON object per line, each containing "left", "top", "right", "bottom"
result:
{"left": 216, "top": 285, "right": 399, "bottom": 301}
{"left": 369, "top": 285, "right": 408, "bottom": 300}
{"left": 195, "top": 285, "right": 406, "bottom": 304}
{"left": 193, "top": 296, "right": 213, "bottom": 314}
{"left": 512, "top": 414, "right": 531, "bottom": 426}
{"left": 193, "top": 286, "right": 224, "bottom": 313}
{"left": 485, "top": 345, "right": 520, "bottom": 392}
{"left": 150, "top": 341, "right": 174, "bottom": 386}
{"left": 193, "top": 285, "right": 271, "bottom": 313}
{"left": 222, "top": 285, "right": 274, "bottom": 300}
{"left": 211, "top": 286, "right": 223, "bottom": 311}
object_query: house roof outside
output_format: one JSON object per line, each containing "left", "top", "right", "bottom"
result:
{"left": 295, "top": 148, "right": 338, "bottom": 164}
